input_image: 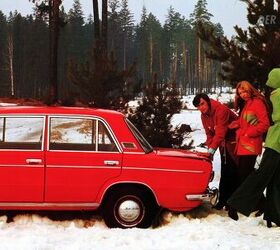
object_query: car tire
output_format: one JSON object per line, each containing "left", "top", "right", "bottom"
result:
{"left": 102, "top": 186, "right": 157, "bottom": 228}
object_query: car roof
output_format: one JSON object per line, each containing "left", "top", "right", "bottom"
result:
{"left": 0, "top": 105, "right": 124, "bottom": 118}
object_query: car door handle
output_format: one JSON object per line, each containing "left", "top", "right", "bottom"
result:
{"left": 104, "top": 160, "right": 119, "bottom": 166}
{"left": 26, "top": 159, "right": 42, "bottom": 164}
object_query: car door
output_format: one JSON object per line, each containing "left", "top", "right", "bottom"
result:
{"left": 45, "top": 116, "right": 122, "bottom": 203}
{"left": 0, "top": 116, "right": 45, "bottom": 202}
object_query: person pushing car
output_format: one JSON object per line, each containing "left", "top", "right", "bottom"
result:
{"left": 193, "top": 93, "right": 238, "bottom": 211}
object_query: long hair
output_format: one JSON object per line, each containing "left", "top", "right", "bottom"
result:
{"left": 234, "top": 81, "right": 268, "bottom": 115}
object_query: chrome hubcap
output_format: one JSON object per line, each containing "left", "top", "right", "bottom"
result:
{"left": 118, "top": 200, "right": 141, "bottom": 223}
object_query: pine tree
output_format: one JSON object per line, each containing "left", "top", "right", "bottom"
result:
{"left": 31, "top": 0, "right": 63, "bottom": 104}
{"left": 10, "top": 12, "right": 25, "bottom": 97}
{"left": 198, "top": 0, "right": 280, "bottom": 90}
{"left": 58, "top": 0, "right": 86, "bottom": 99}
{"left": 119, "top": 0, "right": 135, "bottom": 70}
{"left": 30, "top": 14, "right": 49, "bottom": 98}
{"left": 108, "top": 0, "right": 122, "bottom": 61}
{"left": 163, "top": 7, "right": 193, "bottom": 89}
{"left": 68, "top": 52, "right": 136, "bottom": 109}
{"left": 128, "top": 74, "right": 191, "bottom": 148}
{"left": 67, "top": 0, "right": 85, "bottom": 60}
{"left": 135, "top": 9, "right": 162, "bottom": 84}
{"left": 68, "top": 0, "right": 136, "bottom": 109}
{"left": 189, "top": 0, "right": 213, "bottom": 26}
{"left": 189, "top": 0, "right": 222, "bottom": 92}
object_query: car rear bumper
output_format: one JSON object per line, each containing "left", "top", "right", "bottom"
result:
{"left": 186, "top": 187, "right": 219, "bottom": 206}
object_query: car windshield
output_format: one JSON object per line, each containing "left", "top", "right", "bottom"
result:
{"left": 125, "top": 118, "right": 153, "bottom": 153}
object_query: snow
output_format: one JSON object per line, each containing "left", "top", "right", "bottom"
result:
{"left": 0, "top": 96, "right": 280, "bottom": 249}
{"left": 0, "top": 205, "right": 279, "bottom": 250}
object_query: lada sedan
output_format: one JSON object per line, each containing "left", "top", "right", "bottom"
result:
{"left": 0, "top": 106, "right": 216, "bottom": 228}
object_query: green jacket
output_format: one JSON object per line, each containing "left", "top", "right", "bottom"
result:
{"left": 265, "top": 68, "right": 280, "bottom": 153}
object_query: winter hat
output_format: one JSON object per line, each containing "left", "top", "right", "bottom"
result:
{"left": 266, "top": 68, "right": 280, "bottom": 89}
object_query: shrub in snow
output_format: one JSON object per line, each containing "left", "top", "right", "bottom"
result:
{"left": 127, "top": 76, "right": 192, "bottom": 148}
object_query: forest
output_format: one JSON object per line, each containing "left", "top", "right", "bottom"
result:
{"left": 0, "top": 0, "right": 224, "bottom": 103}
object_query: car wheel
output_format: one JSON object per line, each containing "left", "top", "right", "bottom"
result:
{"left": 102, "top": 187, "right": 157, "bottom": 228}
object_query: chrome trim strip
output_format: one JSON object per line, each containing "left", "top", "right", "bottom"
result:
{"left": 0, "top": 164, "right": 44, "bottom": 168}
{"left": 123, "top": 167, "right": 204, "bottom": 174}
{"left": 0, "top": 202, "right": 99, "bottom": 207}
{"left": 100, "top": 180, "right": 160, "bottom": 206}
{"left": 123, "top": 152, "right": 145, "bottom": 155}
{"left": 96, "top": 120, "right": 99, "bottom": 151}
{"left": 47, "top": 165, "right": 119, "bottom": 169}
{"left": 0, "top": 149, "right": 43, "bottom": 152}
{"left": 95, "top": 119, "right": 99, "bottom": 151}
{"left": 47, "top": 150, "right": 121, "bottom": 154}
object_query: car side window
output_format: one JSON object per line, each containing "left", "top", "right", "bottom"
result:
{"left": 49, "top": 117, "right": 96, "bottom": 151}
{"left": 49, "top": 117, "right": 118, "bottom": 152}
{"left": 0, "top": 117, "right": 44, "bottom": 150}
{"left": 97, "top": 121, "right": 118, "bottom": 152}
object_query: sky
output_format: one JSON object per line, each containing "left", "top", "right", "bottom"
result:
{"left": 0, "top": 0, "right": 250, "bottom": 37}
{"left": 0, "top": 93, "right": 279, "bottom": 249}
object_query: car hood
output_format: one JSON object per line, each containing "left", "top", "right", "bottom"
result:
{"left": 154, "top": 148, "right": 210, "bottom": 161}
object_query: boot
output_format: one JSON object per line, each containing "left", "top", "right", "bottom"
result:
{"left": 228, "top": 207, "right": 239, "bottom": 221}
{"left": 213, "top": 202, "right": 225, "bottom": 210}
{"left": 255, "top": 196, "right": 265, "bottom": 217}
{"left": 267, "top": 220, "right": 272, "bottom": 228}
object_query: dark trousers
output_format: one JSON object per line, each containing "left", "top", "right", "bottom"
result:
{"left": 228, "top": 148, "right": 280, "bottom": 224}
{"left": 218, "top": 146, "right": 238, "bottom": 206}
{"left": 236, "top": 155, "right": 257, "bottom": 186}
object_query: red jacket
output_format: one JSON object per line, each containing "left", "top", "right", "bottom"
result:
{"left": 201, "top": 99, "right": 238, "bottom": 151}
{"left": 235, "top": 98, "right": 270, "bottom": 155}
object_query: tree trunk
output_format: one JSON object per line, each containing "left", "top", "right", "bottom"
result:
{"left": 171, "top": 47, "right": 178, "bottom": 84}
{"left": 7, "top": 30, "right": 15, "bottom": 97}
{"left": 149, "top": 33, "right": 153, "bottom": 76}
{"left": 48, "top": 0, "right": 61, "bottom": 104}
{"left": 159, "top": 50, "right": 163, "bottom": 77}
{"left": 101, "top": 0, "right": 108, "bottom": 54}
{"left": 198, "top": 37, "right": 202, "bottom": 92}
{"left": 92, "top": 0, "right": 100, "bottom": 41}
{"left": 123, "top": 37, "right": 126, "bottom": 70}
{"left": 182, "top": 41, "right": 188, "bottom": 94}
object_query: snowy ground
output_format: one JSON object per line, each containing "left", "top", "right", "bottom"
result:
{"left": 0, "top": 98, "right": 279, "bottom": 249}
{"left": 0, "top": 208, "right": 279, "bottom": 250}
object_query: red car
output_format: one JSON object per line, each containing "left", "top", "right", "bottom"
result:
{"left": 0, "top": 106, "right": 217, "bottom": 228}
